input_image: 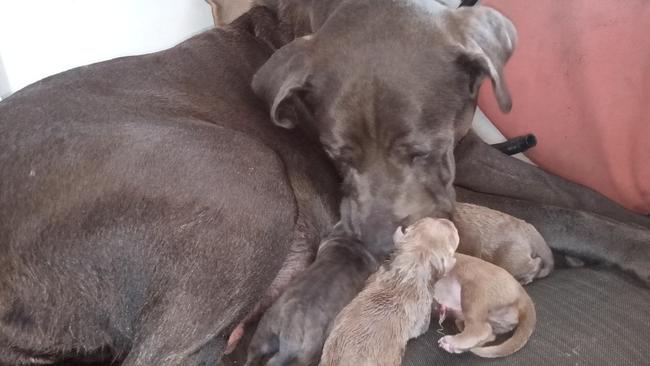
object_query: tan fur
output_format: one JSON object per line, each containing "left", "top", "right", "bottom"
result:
{"left": 205, "top": 0, "right": 253, "bottom": 26}
{"left": 320, "top": 218, "right": 460, "bottom": 366}
{"left": 454, "top": 202, "right": 553, "bottom": 284}
{"left": 435, "top": 253, "right": 536, "bottom": 358}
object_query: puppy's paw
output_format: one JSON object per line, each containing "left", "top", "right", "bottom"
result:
{"left": 438, "top": 335, "right": 461, "bottom": 354}
{"left": 246, "top": 324, "right": 280, "bottom": 366}
{"left": 517, "top": 272, "right": 535, "bottom": 286}
{"left": 245, "top": 287, "right": 324, "bottom": 365}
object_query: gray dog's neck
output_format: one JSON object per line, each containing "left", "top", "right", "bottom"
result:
{"left": 255, "top": 0, "right": 344, "bottom": 40}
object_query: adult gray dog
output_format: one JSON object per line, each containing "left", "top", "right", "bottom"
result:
{"left": 0, "top": 1, "right": 649, "bottom": 366}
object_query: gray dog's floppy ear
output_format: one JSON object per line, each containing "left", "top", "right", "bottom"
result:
{"left": 450, "top": 6, "right": 517, "bottom": 112}
{"left": 252, "top": 37, "right": 313, "bottom": 129}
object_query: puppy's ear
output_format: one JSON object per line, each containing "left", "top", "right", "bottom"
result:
{"left": 437, "top": 218, "right": 460, "bottom": 252}
{"left": 449, "top": 6, "right": 517, "bottom": 112}
{"left": 252, "top": 36, "right": 314, "bottom": 129}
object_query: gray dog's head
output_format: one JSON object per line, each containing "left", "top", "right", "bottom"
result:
{"left": 253, "top": 2, "right": 516, "bottom": 251}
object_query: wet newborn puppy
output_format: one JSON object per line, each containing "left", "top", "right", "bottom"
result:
{"left": 245, "top": 233, "right": 378, "bottom": 366}
{"left": 435, "top": 253, "right": 536, "bottom": 358}
{"left": 320, "top": 218, "right": 460, "bottom": 366}
{"left": 454, "top": 202, "right": 553, "bottom": 284}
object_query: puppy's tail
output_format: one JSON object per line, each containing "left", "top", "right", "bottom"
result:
{"left": 470, "top": 291, "right": 536, "bottom": 358}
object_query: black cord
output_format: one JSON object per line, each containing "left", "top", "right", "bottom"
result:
{"left": 458, "top": 0, "right": 479, "bottom": 7}
{"left": 491, "top": 134, "right": 538, "bottom": 156}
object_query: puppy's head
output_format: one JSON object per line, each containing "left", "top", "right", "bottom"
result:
{"left": 393, "top": 218, "right": 459, "bottom": 276}
{"left": 253, "top": 3, "right": 516, "bottom": 252}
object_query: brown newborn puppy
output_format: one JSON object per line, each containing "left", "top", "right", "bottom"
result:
{"left": 320, "top": 218, "right": 459, "bottom": 366}
{"left": 454, "top": 202, "right": 553, "bottom": 284}
{"left": 435, "top": 253, "right": 536, "bottom": 358}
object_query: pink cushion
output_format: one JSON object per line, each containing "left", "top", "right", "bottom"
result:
{"left": 479, "top": 0, "right": 650, "bottom": 214}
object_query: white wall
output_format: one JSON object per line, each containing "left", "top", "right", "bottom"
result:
{"left": 0, "top": 0, "right": 214, "bottom": 99}
{"left": 0, "top": 0, "right": 531, "bottom": 163}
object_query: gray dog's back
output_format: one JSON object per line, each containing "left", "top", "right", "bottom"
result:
{"left": 0, "top": 8, "right": 340, "bottom": 365}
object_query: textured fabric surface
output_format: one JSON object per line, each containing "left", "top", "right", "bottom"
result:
{"left": 222, "top": 267, "right": 650, "bottom": 366}
{"left": 402, "top": 267, "right": 650, "bottom": 366}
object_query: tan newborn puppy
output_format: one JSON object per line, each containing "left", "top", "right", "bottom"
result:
{"left": 435, "top": 253, "right": 536, "bottom": 358}
{"left": 320, "top": 218, "right": 459, "bottom": 366}
{"left": 454, "top": 202, "right": 553, "bottom": 284}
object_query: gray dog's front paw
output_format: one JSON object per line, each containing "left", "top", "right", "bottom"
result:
{"left": 245, "top": 313, "right": 321, "bottom": 366}
{"left": 246, "top": 235, "right": 377, "bottom": 365}
{"left": 244, "top": 282, "right": 330, "bottom": 366}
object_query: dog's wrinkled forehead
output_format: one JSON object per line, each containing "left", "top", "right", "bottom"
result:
{"left": 313, "top": 51, "right": 465, "bottom": 145}
{"left": 308, "top": 11, "right": 475, "bottom": 143}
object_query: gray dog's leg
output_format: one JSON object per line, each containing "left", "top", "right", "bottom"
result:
{"left": 455, "top": 130, "right": 650, "bottom": 229}
{"left": 225, "top": 216, "right": 320, "bottom": 354}
{"left": 457, "top": 188, "right": 650, "bottom": 286}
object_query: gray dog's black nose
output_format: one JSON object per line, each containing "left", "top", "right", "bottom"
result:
{"left": 360, "top": 222, "right": 399, "bottom": 259}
